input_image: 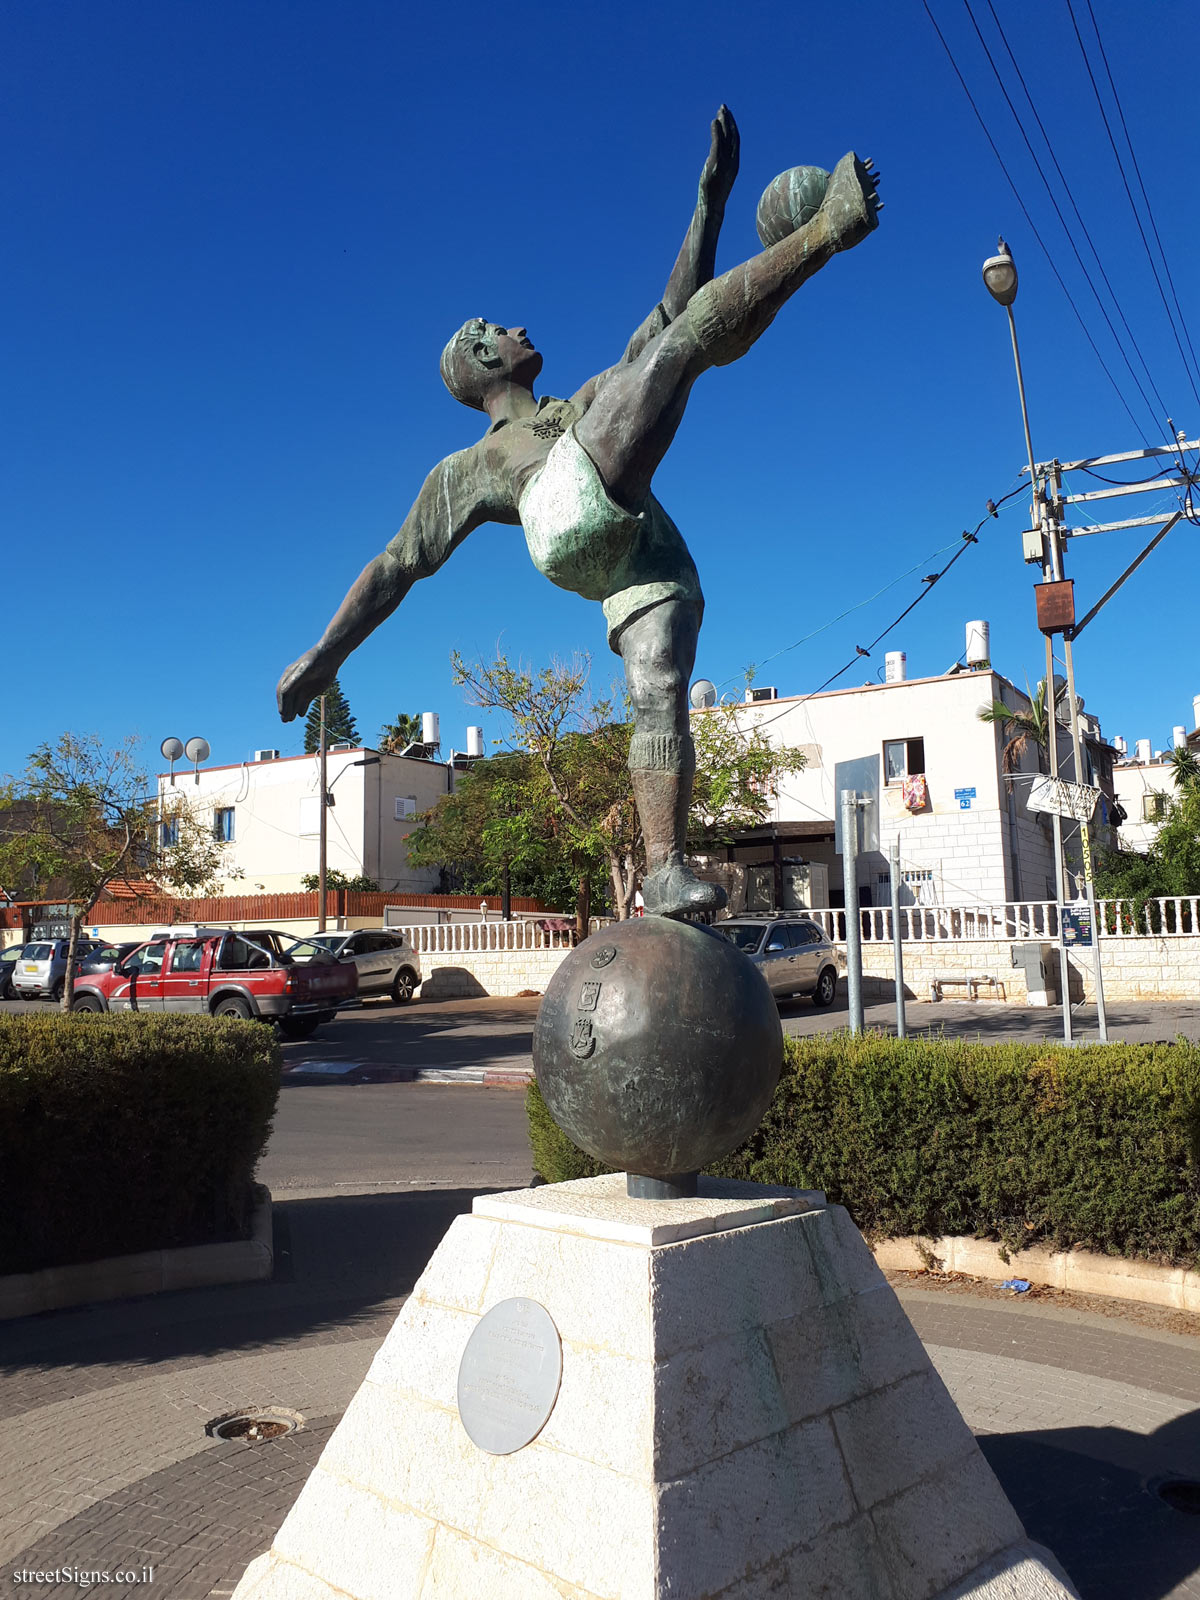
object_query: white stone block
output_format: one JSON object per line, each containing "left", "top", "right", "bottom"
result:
{"left": 935, "top": 1539, "right": 1079, "bottom": 1598}
{"left": 420, "top": 1525, "right": 601, "bottom": 1599}
{"left": 234, "top": 1179, "right": 1077, "bottom": 1600}
{"left": 271, "top": 1470, "right": 437, "bottom": 1600}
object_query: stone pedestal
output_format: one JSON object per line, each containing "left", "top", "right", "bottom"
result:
{"left": 233, "top": 1176, "right": 1077, "bottom": 1600}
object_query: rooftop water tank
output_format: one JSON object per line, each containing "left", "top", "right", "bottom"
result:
{"left": 1173, "top": 725, "right": 1187, "bottom": 749}
{"left": 466, "top": 725, "right": 484, "bottom": 758}
{"left": 965, "top": 619, "right": 991, "bottom": 667}
{"left": 1135, "top": 738, "right": 1152, "bottom": 764}
{"left": 421, "top": 712, "right": 440, "bottom": 748}
{"left": 885, "top": 651, "right": 907, "bottom": 683}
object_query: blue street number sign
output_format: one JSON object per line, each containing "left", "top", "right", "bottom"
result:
{"left": 954, "top": 787, "right": 977, "bottom": 810}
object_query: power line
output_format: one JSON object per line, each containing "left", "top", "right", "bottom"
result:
{"left": 974, "top": 0, "right": 1173, "bottom": 431}
{"left": 1065, "top": 0, "right": 1200, "bottom": 413}
{"left": 742, "top": 483, "right": 1026, "bottom": 735}
{"left": 920, "top": 0, "right": 1149, "bottom": 440}
{"left": 1083, "top": 0, "right": 1200, "bottom": 401}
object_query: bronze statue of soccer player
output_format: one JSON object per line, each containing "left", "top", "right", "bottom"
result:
{"left": 277, "top": 108, "right": 880, "bottom": 917}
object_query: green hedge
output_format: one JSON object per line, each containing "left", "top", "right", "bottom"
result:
{"left": 0, "top": 1013, "right": 281, "bottom": 1274}
{"left": 528, "top": 1033, "right": 1200, "bottom": 1265}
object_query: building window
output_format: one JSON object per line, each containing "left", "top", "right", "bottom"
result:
{"left": 160, "top": 816, "right": 179, "bottom": 848}
{"left": 213, "top": 807, "right": 235, "bottom": 842}
{"left": 1142, "top": 792, "right": 1168, "bottom": 822}
{"left": 883, "top": 737, "right": 925, "bottom": 784}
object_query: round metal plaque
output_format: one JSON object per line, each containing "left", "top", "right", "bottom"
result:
{"left": 456, "top": 1297, "right": 562, "bottom": 1455}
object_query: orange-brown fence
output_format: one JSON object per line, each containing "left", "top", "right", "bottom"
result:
{"left": 79, "top": 890, "right": 550, "bottom": 926}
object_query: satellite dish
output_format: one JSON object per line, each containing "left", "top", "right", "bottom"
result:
{"left": 160, "top": 736, "right": 184, "bottom": 762}
{"left": 689, "top": 679, "right": 717, "bottom": 709}
{"left": 184, "top": 736, "right": 210, "bottom": 764}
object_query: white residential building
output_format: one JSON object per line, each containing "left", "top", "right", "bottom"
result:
{"left": 156, "top": 746, "right": 458, "bottom": 895}
{"left": 692, "top": 655, "right": 1116, "bottom": 913}
{"left": 1108, "top": 696, "right": 1200, "bottom": 852}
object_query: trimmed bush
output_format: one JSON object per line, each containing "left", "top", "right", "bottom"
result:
{"left": 527, "top": 1033, "right": 1200, "bottom": 1265}
{"left": 0, "top": 1012, "right": 281, "bottom": 1274}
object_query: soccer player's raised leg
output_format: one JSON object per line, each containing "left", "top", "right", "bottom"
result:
{"left": 576, "top": 150, "right": 879, "bottom": 511}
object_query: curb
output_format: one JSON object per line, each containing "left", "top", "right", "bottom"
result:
{"left": 0, "top": 1186, "right": 274, "bottom": 1321}
{"left": 872, "top": 1233, "right": 1200, "bottom": 1313}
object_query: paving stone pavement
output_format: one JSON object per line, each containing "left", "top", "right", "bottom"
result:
{"left": 3, "top": 1193, "right": 1200, "bottom": 1599}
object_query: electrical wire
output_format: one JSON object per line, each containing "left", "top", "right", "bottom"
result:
{"left": 920, "top": 0, "right": 1149, "bottom": 440}
{"left": 1082, "top": 0, "right": 1200, "bottom": 399}
{"left": 1065, "top": 0, "right": 1200, "bottom": 413}
{"left": 973, "top": 0, "right": 1174, "bottom": 433}
{"left": 714, "top": 532, "right": 971, "bottom": 693}
{"left": 739, "top": 484, "right": 1026, "bottom": 736}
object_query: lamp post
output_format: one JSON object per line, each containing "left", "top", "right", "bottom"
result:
{"left": 982, "top": 239, "right": 1107, "bottom": 1041}
{"left": 982, "top": 240, "right": 1074, "bottom": 1042}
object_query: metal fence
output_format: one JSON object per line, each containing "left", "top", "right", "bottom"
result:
{"left": 805, "top": 897, "right": 1200, "bottom": 943}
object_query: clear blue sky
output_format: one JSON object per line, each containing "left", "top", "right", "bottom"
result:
{"left": 5, "top": 0, "right": 1198, "bottom": 779}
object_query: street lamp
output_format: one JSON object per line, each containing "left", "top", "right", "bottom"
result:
{"left": 982, "top": 238, "right": 1108, "bottom": 1042}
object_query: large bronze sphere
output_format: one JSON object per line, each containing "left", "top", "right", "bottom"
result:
{"left": 534, "top": 918, "right": 783, "bottom": 1184}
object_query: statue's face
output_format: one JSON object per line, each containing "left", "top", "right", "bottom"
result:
{"left": 479, "top": 322, "right": 543, "bottom": 387}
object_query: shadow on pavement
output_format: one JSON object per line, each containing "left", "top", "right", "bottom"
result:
{"left": 0, "top": 1187, "right": 490, "bottom": 1382}
{"left": 982, "top": 1411, "right": 1200, "bottom": 1599}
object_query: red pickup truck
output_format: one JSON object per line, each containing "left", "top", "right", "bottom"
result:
{"left": 69, "top": 927, "right": 358, "bottom": 1040}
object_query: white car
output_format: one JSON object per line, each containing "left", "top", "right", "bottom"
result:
{"left": 290, "top": 929, "right": 422, "bottom": 1004}
{"left": 12, "top": 939, "right": 99, "bottom": 1001}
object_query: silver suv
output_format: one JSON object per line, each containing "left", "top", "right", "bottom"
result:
{"left": 12, "top": 939, "right": 99, "bottom": 1001}
{"left": 715, "top": 915, "right": 841, "bottom": 1006}
{"left": 291, "top": 929, "right": 422, "bottom": 1003}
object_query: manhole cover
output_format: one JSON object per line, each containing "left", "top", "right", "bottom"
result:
{"left": 1152, "top": 1478, "right": 1200, "bottom": 1514}
{"left": 205, "top": 1407, "right": 304, "bottom": 1443}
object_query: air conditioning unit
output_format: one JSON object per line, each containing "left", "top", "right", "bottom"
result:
{"left": 745, "top": 687, "right": 779, "bottom": 703}
{"left": 254, "top": 748, "right": 280, "bottom": 762}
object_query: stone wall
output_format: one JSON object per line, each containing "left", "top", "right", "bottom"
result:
{"left": 859, "top": 935, "right": 1200, "bottom": 1006}
{"left": 418, "top": 947, "right": 569, "bottom": 999}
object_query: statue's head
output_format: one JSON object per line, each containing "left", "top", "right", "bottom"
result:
{"left": 440, "top": 319, "right": 542, "bottom": 410}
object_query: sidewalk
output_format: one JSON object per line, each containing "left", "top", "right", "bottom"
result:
{"left": 2, "top": 1186, "right": 1199, "bottom": 1599}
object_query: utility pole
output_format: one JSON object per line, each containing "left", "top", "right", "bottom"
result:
{"left": 890, "top": 835, "right": 906, "bottom": 1038}
{"left": 982, "top": 242, "right": 1074, "bottom": 1042}
{"left": 317, "top": 694, "right": 328, "bottom": 933}
{"left": 841, "top": 789, "right": 865, "bottom": 1035}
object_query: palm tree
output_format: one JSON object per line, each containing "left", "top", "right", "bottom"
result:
{"left": 379, "top": 712, "right": 422, "bottom": 755}
{"left": 977, "top": 678, "right": 1058, "bottom": 788}
{"left": 1166, "top": 744, "right": 1200, "bottom": 792}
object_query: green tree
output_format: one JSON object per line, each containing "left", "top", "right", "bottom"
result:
{"left": 299, "top": 869, "right": 379, "bottom": 892}
{"left": 1165, "top": 745, "right": 1200, "bottom": 793}
{"left": 976, "top": 677, "right": 1061, "bottom": 784}
{"left": 413, "top": 652, "right": 806, "bottom": 927}
{"left": 0, "top": 734, "right": 229, "bottom": 1008}
{"left": 303, "top": 677, "right": 359, "bottom": 753}
{"left": 1094, "top": 783, "right": 1200, "bottom": 930}
{"left": 378, "top": 712, "right": 423, "bottom": 755}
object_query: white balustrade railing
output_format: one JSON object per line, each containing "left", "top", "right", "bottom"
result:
{"left": 392, "top": 920, "right": 575, "bottom": 955}
{"left": 807, "top": 897, "right": 1200, "bottom": 943}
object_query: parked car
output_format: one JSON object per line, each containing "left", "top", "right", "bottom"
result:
{"left": 714, "top": 915, "right": 841, "bottom": 1006}
{"left": 12, "top": 938, "right": 100, "bottom": 1001}
{"left": 69, "top": 927, "right": 358, "bottom": 1039}
{"left": 289, "top": 929, "right": 422, "bottom": 1004}
{"left": 0, "top": 944, "right": 26, "bottom": 1000}
{"left": 77, "top": 941, "right": 143, "bottom": 977}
